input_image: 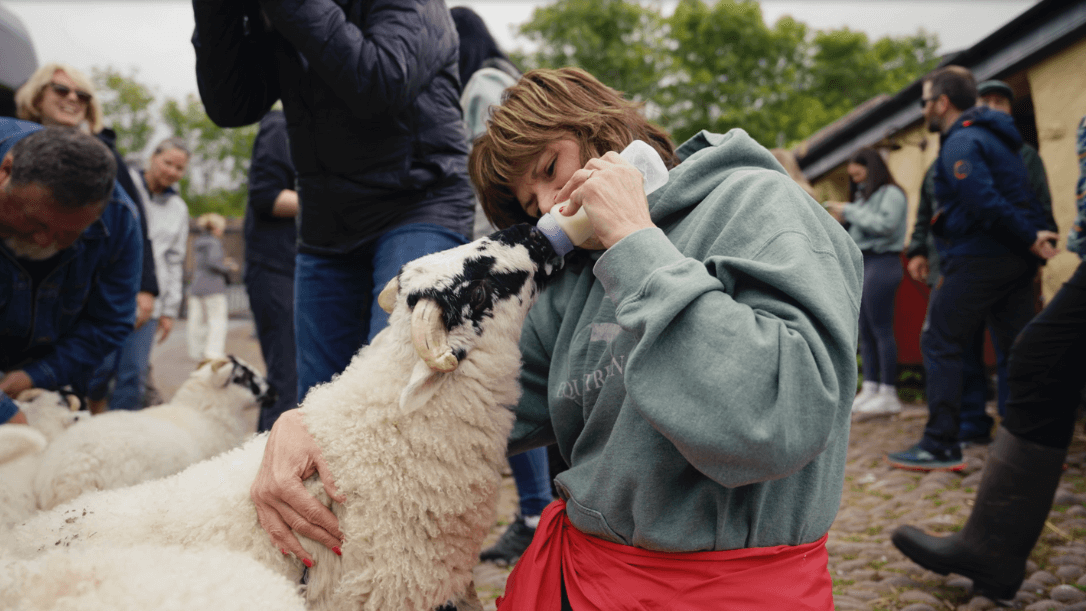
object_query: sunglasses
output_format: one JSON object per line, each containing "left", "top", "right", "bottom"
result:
{"left": 47, "top": 82, "right": 93, "bottom": 104}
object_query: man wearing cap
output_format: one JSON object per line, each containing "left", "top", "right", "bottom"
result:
{"left": 889, "top": 66, "right": 1058, "bottom": 471}
{"left": 0, "top": 118, "right": 142, "bottom": 424}
{"left": 976, "top": 79, "right": 1056, "bottom": 232}
{"left": 904, "top": 77, "right": 1057, "bottom": 448}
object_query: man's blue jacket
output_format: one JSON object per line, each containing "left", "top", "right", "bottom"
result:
{"left": 0, "top": 118, "right": 142, "bottom": 423}
{"left": 933, "top": 105, "right": 1048, "bottom": 261}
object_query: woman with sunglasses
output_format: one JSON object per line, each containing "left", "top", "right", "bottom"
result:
{"left": 14, "top": 65, "right": 98, "bottom": 130}
{"left": 15, "top": 64, "right": 159, "bottom": 413}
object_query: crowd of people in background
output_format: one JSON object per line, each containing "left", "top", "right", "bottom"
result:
{"left": 2, "top": 2, "right": 1086, "bottom": 607}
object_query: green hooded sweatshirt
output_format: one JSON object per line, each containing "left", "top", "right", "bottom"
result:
{"left": 508, "top": 130, "right": 863, "bottom": 552}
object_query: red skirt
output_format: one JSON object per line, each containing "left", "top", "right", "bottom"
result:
{"left": 496, "top": 500, "right": 834, "bottom": 610}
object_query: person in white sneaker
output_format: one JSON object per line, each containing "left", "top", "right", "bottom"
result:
{"left": 827, "top": 149, "right": 908, "bottom": 419}
{"left": 852, "top": 380, "right": 878, "bottom": 412}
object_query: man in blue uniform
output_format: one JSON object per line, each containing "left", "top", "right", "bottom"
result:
{"left": 888, "top": 66, "right": 1058, "bottom": 471}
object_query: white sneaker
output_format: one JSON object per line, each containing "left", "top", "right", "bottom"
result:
{"left": 851, "top": 382, "right": 878, "bottom": 413}
{"left": 855, "top": 390, "right": 902, "bottom": 417}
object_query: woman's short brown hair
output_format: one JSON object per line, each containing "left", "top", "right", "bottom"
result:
{"left": 15, "top": 63, "right": 104, "bottom": 134}
{"left": 468, "top": 67, "right": 678, "bottom": 230}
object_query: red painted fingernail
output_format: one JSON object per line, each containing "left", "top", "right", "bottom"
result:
{"left": 303, "top": 558, "right": 314, "bottom": 568}
{"left": 560, "top": 206, "right": 566, "bottom": 213}
{"left": 280, "top": 549, "right": 287, "bottom": 556}
{"left": 332, "top": 546, "right": 342, "bottom": 556}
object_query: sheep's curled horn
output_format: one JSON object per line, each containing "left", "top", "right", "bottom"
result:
{"left": 378, "top": 277, "right": 459, "bottom": 373}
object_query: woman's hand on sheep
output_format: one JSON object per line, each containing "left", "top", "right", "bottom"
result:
{"left": 251, "top": 409, "right": 346, "bottom": 565}
{"left": 555, "top": 151, "right": 656, "bottom": 249}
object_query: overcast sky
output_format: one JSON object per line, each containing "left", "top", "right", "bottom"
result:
{"left": 3, "top": 0, "right": 1040, "bottom": 103}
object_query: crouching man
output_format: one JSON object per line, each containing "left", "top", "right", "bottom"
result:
{"left": 0, "top": 118, "right": 142, "bottom": 424}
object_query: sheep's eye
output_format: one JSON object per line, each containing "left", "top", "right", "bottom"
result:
{"left": 469, "top": 283, "right": 488, "bottom": 311}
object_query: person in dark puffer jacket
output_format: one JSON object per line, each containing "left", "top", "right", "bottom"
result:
{"left": 191, "top": 0, "right": 475, "bottom": 407}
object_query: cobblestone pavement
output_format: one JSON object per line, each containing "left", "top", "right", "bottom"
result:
{"left": 188, "top": 325, "right": 1086, "bottom": 610}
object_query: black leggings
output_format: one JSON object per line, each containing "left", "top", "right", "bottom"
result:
{"left": 1003, "top": 261, "right": 1086, "bottom": 449}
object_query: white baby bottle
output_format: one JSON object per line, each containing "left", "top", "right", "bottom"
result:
{"left": 535, "top": 139, "right": 669, "bottom": 256}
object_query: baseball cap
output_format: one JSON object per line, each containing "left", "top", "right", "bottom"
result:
{"left": 977, "top": 80, "right": 1014, "bottom": 103}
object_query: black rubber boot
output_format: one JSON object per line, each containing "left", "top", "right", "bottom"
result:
{"left": 891, "top": 429, "right": 1067, "bottom": 600}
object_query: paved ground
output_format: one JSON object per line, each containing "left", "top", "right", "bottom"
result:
{"left": 164, "top": 321, "right": 1086, "bottom": 611}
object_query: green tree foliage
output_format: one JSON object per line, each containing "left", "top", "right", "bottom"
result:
{"left": 517, "top": 0, "right": 940, "bottom": 148}
{"left": 92, "top": 67, "right": 156, "bottom": 156}
{"left": 518, "top": 0, "right": 667, "bottom": 104}
{"left": 162, "top": 95, "right": 258, "bottom": 217}
{"left": 93, "top": 71, "right": 257, "bottom": 218}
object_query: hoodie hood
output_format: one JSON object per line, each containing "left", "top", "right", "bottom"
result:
{"left": 647, "top": 130, "right": 789, "bottom": 224}
{"left": 946, "top": 105, "right": 1023, "bottom": 152}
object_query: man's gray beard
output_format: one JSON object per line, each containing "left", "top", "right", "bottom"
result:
{"left": 4, "top": 237, "right": 60, "bottom": 260}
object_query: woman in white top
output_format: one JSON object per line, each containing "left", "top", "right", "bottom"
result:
{"left": 112, "top": 138, "right": 190, "bottom": 410}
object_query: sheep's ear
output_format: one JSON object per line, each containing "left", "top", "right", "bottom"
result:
{"left": 399, "top": 359, "right": 445, "bottom": 413}
{"left": 15, "top": 388, "right": 43, "bottom": 401}
{"left": 378, "top": 277, "right": 399, "bottom": 313}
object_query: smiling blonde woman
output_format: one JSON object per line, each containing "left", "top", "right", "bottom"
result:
{"left": 15, "top": 63, "right": 102, "bottom": 133}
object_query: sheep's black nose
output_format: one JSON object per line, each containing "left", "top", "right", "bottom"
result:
{"left": 259, "top": 385, "right": 278, "bottom": 408}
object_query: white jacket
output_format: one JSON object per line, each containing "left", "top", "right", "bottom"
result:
{"left": 129, "top": 169, "right": 189, "bottom": 319}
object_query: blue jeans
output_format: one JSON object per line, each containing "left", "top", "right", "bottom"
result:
{"left": 295, "top": 223, "right": 468, "bottom": 402}
{"left": 246, "top": 263, "right": 298, "bottom": 432}
{"left": 920, "top": 254, "right": 1036, "bottom": 453}
{"left": 859, "top": 251, "right": 902, "bottom": 385}
{"left": 964, "top": 327, "right": 994, "bottom": 442}
{"left": 509, "top": 447, "right": 553, "bottom": 517}
{"left": 81, "top": 349, "right": 119, "bottom": 401}
{"left": 110, "top": 318, "right": 157, "bottom": 411}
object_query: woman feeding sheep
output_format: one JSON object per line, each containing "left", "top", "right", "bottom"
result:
{"left": 251, "top": 67, "right": 862, "bottom": 609}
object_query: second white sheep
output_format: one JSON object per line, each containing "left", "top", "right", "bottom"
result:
{"left": 33, "top": 356, "right": 274, "bottom": 510}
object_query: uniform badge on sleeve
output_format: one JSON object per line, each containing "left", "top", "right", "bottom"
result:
{"left": 953, "top": 160, "right": 971, "bottom": 180}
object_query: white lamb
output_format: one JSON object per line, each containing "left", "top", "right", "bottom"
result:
{"left": 7, "top": 224, "right": 559, "bottom": 611}
{"left": 10, "top": 388, "right": 85, "bottom": 449}
{"left": 0, "top": 544, "right": 307, "bottom": 611}
{"left": 0, "top": 390, "right": 86, "bottom": 530}
{"left": 33, "top": 356, "right": 274, "bottom": 510}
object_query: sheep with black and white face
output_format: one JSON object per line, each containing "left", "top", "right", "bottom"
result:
{"left": 4, "top": 223, "right": 560, "bottom": 611}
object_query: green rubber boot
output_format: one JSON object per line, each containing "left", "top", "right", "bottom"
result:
{"left": 891, "top": 429, "right": 1067, "bottom": 600}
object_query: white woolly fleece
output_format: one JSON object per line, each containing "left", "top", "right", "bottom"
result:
{"left": 0, "top": 544, "right": 306, "bottom": 611}
{"left": 0, "top": 391, "right": 87, "bottom": 530}
{"left": 7, "top": 233, "right": 550, "bottom": 611}
{"left": 33, "top": 357, "right": 267, "bottom": 510}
